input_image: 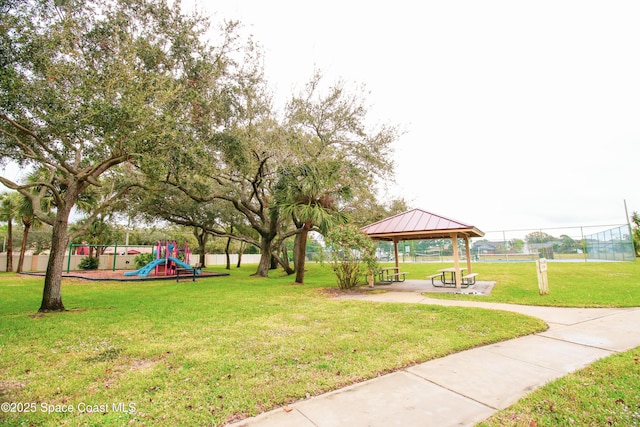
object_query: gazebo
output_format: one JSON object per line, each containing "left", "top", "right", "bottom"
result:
{"left": 361, "top": 208, "right": 485, "bottom": 289}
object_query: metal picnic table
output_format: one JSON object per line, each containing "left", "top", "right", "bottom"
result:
{"left": 429, "top": 267, "right": 478, "bottom": 288}
{"left": 378, "top": 267, "right": 408, "bottom": 283}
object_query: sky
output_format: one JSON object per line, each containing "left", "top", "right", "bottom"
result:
{"left": 188, "top": 0, "right": 639, "bottom": 233}
{"left": 2, "top": 1, "right": 637, "bottom": 238}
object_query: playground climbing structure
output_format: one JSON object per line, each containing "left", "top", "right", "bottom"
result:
{"left": 124, "top": 240, "right": 199, "bottom": 277}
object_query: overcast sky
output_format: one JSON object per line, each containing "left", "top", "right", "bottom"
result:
{"left": 190, "top": 0, "right": 638, "bottom": 233}
{"left": 3, "top": 1, "right": 636, "bottom": 237}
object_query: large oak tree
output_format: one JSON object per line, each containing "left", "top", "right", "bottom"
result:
{"left": 0, "top": 0, "right": 239, "bottom": 311}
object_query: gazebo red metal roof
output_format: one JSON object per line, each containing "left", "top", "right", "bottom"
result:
{"left": 361, "top": 208, "right": 484, "bottom": 241}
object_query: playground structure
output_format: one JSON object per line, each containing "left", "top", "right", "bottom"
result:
{"left": 124, "top": 240, "right": 200, "bottom": 277}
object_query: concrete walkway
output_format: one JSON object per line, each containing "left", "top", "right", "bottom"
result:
{"left": 227, "top": 292, "right": 640, "bottom": 427}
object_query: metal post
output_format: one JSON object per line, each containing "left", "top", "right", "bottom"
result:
{"left": 624, "top": 199, "right": 634, "bottom": 260}
{"left": 503, "top": 230, "right": 508, "bottom": 262}
{"left": 112, "top": 243, "right": 117, "bottom": 271}
{"left": 581, "top": 226, "right": 587, "bottom": 262}
{"left": 67, "top": 242, "right": 72, "bottom": 273}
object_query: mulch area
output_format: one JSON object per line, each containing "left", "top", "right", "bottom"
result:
{"left": 22, "top": 269, "right": 229, "bottom": 282}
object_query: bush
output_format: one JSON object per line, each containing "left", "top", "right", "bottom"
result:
{"left": 78, "top": 256, "right": 99, "bottom": 270}
{"left": 324, "top": 224, "right": 378, "bottom": 289}
{"left": 134, "top": 253, "right": 155, "bottom": 269}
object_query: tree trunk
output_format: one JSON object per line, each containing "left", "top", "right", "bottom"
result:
{"left": 5, "top": 218, "right": 13, "bottom": 272}
{"left": 254, "top": 237, "right": 273, "bottom": 277}
{"left": 293, "top": 232, "right": 301, "bottom": 271}
{"left": 194, "top": 228, "right": 207, "bottom": 268}
{"left": 225, "top": 236, "right": 232, "bottom": 270}
{"left": 198, "top": 243, "right": 207, "bottom": 268}
{"left": 271, "top": 246, "right": 294, "bottom": 275}
{"left": 39, "top": 211, "right": 71, "bottom": 312}
{"left": 280, "top": 245, "right": 292, "bottom": 274}
{"left": 254, "top": 212, "right": 279, "bottom": 277}
{"left": 236, "top": 241, "right": 245, "bottom": 268}
{"left": 17, "top": 223, "right": 31, "bottom": 273}
{"left": 294, "top": 221, "right": 312, "bottom": 284}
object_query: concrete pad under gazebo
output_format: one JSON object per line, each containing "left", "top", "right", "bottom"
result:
{"left": 361, "top": 208, "right": 485, "bottom": 289}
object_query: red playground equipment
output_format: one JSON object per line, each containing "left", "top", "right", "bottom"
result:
{"left": 124, "top": 240, "right": 196, "bottom": 277}
{"left": 154, "top": 240, "right": 191, "bottom": 276}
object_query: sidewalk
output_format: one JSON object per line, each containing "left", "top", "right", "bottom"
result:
{"left": 227, "top": 292, "right": 640, "bottom": 427}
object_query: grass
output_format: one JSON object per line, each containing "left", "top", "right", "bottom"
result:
{"left": 478, "top": 347, "right": 640, "bottom": 427}
{"left": 1, "top": 260, "right": 639, "bottom": 426}
{"left": 0, "top": 264, "right": 547, "bottom": 426}
{"left": 391, "top": 261, "right": 640, "bottom": 307}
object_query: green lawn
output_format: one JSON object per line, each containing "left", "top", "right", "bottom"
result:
{"left": 478, "top": 346, "right": 640, "bottom": 427}
{"left": 1, "top": 260, "right": 638, "bottom": 426}
{"left": 0, "top": 264, "right": 545, "bottom": 426}
{"left": 393, "top": 261, "right": 640, "bottom": 307}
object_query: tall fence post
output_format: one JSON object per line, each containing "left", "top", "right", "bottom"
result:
{"left": 503, "top": 230, "right": 509, "bottom": 262}
{"left": 67, "top": 242, "right": 72, "bottom": 273}
{"left": 580, "top": 226, "right": 587, "bottom": 262}
{"left": 112, "top": 243, "right": 118, "bottom": 271}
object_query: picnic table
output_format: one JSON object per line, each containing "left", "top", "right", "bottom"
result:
{"left": 427, "top": 267, "right": 478, "bottom": 288}
{"left": 378, "top": 267, "right": 408, "bottom": 283}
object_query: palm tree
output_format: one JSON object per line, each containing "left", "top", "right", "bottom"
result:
{"left": 12, "top": 167, "right": 99, "bottom": 273}
{"left": 275, "top": 161, "right": 350, "bottom": 284}
{"left": 16, "top": 170, "right": 53, "bottom": 273}
{"left": 0, "top": 192, "right": 22, "bottom": 272}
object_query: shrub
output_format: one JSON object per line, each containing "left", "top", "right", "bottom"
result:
{"left": 134, "top": 253, "right": 155, "bottom": 269}
{"left": 78, "top": 256, "right": 99, "bottom": 270}
{"left": 324, "top": 224, "right": 378, "bottom": 289}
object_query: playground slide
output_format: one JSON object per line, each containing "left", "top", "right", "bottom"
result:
{"left": 123, "top": 258, "right": 165, "bottom": 277}
{"left": 166, "top": 257, "right": 200, "bottom": 273}
{"left": 124, "top": 257, "right": 200, "bottom": 277}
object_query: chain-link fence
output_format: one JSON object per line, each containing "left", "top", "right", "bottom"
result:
{"left": 585, "top": 224, "right": 635, "bottom": 261}
{"left": 375, "top": 223, "right": 635, "bottom": 263}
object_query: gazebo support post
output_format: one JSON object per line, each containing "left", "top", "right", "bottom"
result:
{"left": 393, "top": 237, "right": 400, "bottom": 269}
{"left": 464, "top": 235, "right": 472, "bottom": 274}
{"left": 451, "top": 232, "right": 461, "bottom": 289}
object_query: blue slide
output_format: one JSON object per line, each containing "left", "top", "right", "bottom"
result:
{"left": 124, "top": 257, "right": 200, "bottom": 277}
